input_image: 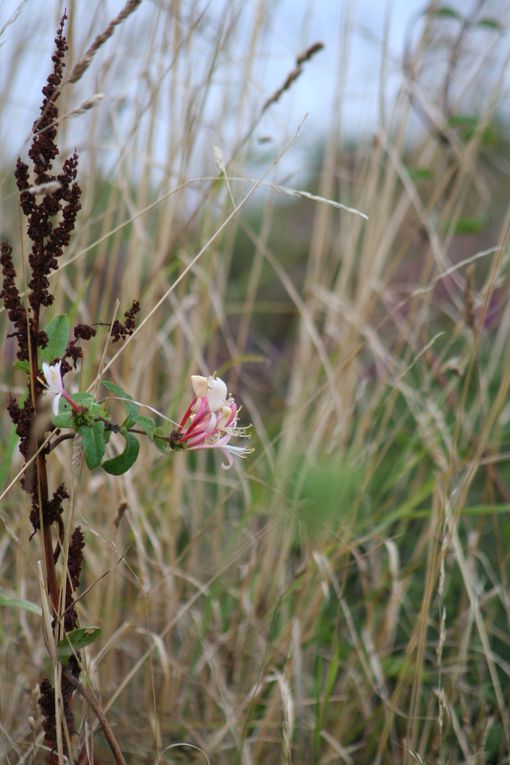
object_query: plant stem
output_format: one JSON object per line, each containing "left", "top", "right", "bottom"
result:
{"left": 64, "top": 670, "right": 127, "bottom": 765}
{"left": 29, "top": 337, "right": 60, "bottom": 614}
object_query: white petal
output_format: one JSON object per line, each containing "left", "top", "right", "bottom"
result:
{"left": 221, "top": 449, "right": 234, "bottom": 470}
{"left": 205, "top": 412, "right": 217, "bottom": 432}
{"left": 42, "top": 361, "right": 55, "bottom": 388}
{"left": 207, "top": 377, "right": 227, "bottom": 412}
{"left": 42, "top": 361, "right": 63, "bottom": 393}
{"left": 52, "top": 393, "right": 62, "bottom": 416}
{"left": 191, "top": 375, "right": 209, "bottom": 398}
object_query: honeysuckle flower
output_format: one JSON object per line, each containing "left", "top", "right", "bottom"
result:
{"left": 191, "top": 374, "right": 228, "bottom": 411}
{"left": 171, "top": 375, "right": 252, "bottom": 469}
{"left": 42, "top": 361, "right": 79, "bottom": 415}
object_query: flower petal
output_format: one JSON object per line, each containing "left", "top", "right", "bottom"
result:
{"left": 207, "top": 376, "right": 227, "bottom": 412}
{"left": 42, "top": 361, "right": 64, "bottom": 394}
{"left": 218, "top": 401, "right": 237, "bottom": 429}
{"left": 191, "top": 375, "right": 209, "bottom": 398}
{"left": 52, "top": 393, "right": 62, "bottom": 416}
{"left": 221, "top": 449, "right": 234, "bottom": 470}
{"left": 185, "top": 431, "right": 211, "bottom": 448}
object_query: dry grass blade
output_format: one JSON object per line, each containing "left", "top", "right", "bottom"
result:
{"left": 0, "top": 0, "right": 29, "bottom": 43}
{"left": 261, "top": 41, "right": 324, "bottom": 113}
{"left": 68, "top": 0, "right": 143, "bottom": 84}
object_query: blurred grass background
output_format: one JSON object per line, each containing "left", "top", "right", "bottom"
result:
{"left": 2, "top": 0, "right": 510, "bottom": 762}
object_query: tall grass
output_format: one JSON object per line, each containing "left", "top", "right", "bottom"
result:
{"left": 1, "top": 1, "right": 510, "bottom": 762}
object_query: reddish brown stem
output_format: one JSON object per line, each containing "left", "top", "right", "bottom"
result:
{"left": 35, "top": 442, "right": 60, "bottom": 615}
{"left": 29, "top": 317, "right": 60, "bottom": 614}
{"left": 42, "top": 523, "right": 60, "bottom": 613}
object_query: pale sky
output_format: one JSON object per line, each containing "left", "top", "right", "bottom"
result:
{"left": 1, "top": 0, "right": 508, "bottom": 187}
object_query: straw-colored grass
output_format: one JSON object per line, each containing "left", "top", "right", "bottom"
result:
{"left": 2, "top": 1, "right": 510, "bottom": 763}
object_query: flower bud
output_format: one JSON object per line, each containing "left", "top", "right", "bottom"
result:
{"left": 191, "top": 375, "right": 209, "bottom": 398}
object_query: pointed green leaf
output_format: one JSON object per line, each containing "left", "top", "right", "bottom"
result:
{"left": 78, "top": 421, "right": 106, "bottom": 469}
{"left": 57, "top": 626, "right": 102, "bottom": 663}
{"left": 41, "top": 314, "right": 70, "bottom": 363}
{"left": 102, "top": 430, "right": 140, "bottom": 475}
{"left": 132, "top": 414, "right": 156, "bottom": 438}
{"left": 102, "top": 380, "right": 138, "bottom": 418}
{"left": 0, "top": 591, "right": 42, "bottom": 616}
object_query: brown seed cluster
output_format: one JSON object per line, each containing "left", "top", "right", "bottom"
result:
{"left": 65, "top": 525, "right": 85, "bottom": 632}
{"left": 111, "top": 299, "right": 141, "bottom": 342}
{"left": 13, "top": 13, "right": 81, "bottom": 319}
{"left": 1, "top": 14, "right": 80, "bottom": 531}
{"left": 0, "top": 242, "right": 30, "bottom": 360}
{"left": 61, "top": 322, "right": 97, "bottom": 374}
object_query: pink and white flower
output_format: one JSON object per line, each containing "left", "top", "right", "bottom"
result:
{"left": 171, "top": 375, "right": 251, "bottom": 469}
{"left": 42, "top": 361, "right": 79, "bottom": 415}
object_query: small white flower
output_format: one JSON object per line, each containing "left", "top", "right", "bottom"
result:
{"left": 41, "top": 361, "right": 80, "bottom": 415}
{"left": 42, "top": 361, "right": 65, "bottom": 415}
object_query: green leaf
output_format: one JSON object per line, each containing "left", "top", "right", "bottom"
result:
{"left": 41, "top": 314, "right": 70, "bottom": 363}
{"left": 72, "top": 392, "right": 97, "bottom": 407}
{"left": 448, "top": 114, "right": 496, "bottom": 145}
{"left": 132, "top": 414, "right": 156, "bottom": 438}
{"left": 0, "top": 591, "right": 42, "bottom": 616}
{"left": 477, "top": 17, "right": 503, "bottom": 31}
{"left": 153, "top": 426, "right": 171, "bottom": 453}
{"left": 102, "top": 380, "right": 138, "bottom": 418}
{"left": 407, "top": 166, "right": 434, "bottom": 182}
{"left": 449, "top": 114, "right": 478, "bottom": 131}
{"left": 78, "top": 421, "right": 106, "bottom": 469}
{"left": 452, "top": 215, "right": 487, "bottom": 235}
{"left": 71, "top": 392, "right": 104, "bottom": 420}
{"left": 428, "top": 6, "right": 463, "bottom": 21}
{"left": 13, "top": 360, "right": 30, "bottom": 373}
{"left": 102, "top": 430, "right": 140, "bottom": 475}
{"left": 51, "top": 411, "right": 75, "bottom": 429}
{"left": 57, "top": 626, "right": 102, "bottom": 663}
